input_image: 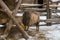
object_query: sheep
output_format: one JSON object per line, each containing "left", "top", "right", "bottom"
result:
{"left": 22, "top": 11, "right": 40, "bottom": 31}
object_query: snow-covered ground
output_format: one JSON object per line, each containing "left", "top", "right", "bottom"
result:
{"left": 28, "top": 24, "right": 60, "bottom": 40}
{"left": 51, "top": 0, "right": 60, "bottom": 2}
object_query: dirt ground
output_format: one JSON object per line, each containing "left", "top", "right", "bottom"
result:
{"left": 0, "top": 27, "right": 47, "bottom": 40}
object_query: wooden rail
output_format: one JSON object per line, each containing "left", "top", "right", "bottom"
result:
{"left": 23, "top": 8, "right": 46, "bottom": 12}
{"left": 21, "top": 4, "right": 46, "bottom": 7}
{"left": 45, "top": 18, "right": 60, "bottom": 23}
{"left": 49, "top": 5, "right": 60, "bottom": 8}
{"left": 20, "top": 4, "right": 60, "bottom": 8}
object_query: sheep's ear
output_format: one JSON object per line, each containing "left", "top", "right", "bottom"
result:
{"left": 15, "top": 0, "right": 18, "bottom": 2}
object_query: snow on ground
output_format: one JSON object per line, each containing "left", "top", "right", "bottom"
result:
{"left": 51, "top": 0, "right": 60, "bottom": 2}
{"left": 29, "top": 24, "right": 60, "bottom": 40}
{"left": 16, "top": 13, "right": 23, "bottom": 16}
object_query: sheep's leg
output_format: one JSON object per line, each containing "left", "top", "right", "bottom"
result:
{"left": 25, "top": 26, "right": 29, "bottom": 31}
{"left": 36, "top": 22, "right": 39, "bottom": 31}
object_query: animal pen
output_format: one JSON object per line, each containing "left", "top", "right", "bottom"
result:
{"left": 0, "top": 0, "right": 60, "bottom": 40}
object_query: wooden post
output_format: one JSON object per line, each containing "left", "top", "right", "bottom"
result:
{"left": 0, "top": 0, "right": 29, "bottom": 39}
{"left": 13, "top": 0, "right": 22, "bottom": 16}
{"left": 4, "top": 20, "right": 12, "bottom": 36}
{"left": 46, "top": 0, "right": 51, "bottom": 26}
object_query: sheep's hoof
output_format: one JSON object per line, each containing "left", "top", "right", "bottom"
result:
{"left": 25, "top": 26, "right": 29, "bottom": 31}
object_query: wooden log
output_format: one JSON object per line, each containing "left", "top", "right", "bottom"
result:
{"left": 0, "top": 0, "right": 29, "bottom": 39}
{"left": 46, "top": 0, "right": 51, "bottom": 26}
{"left": 23, "top": 8, "right": 46, "bottom": 12}
{"left": 3, "top": 20, "right": 13, "bottom": 36}
{"left": 21, "top": 3, "right": 46, "bottom": 7}
{"left": 13, "top": 0, "right": 22, "bottom": 16}
{"left": 49, "top": 5, "right": 60, "bottom": 8}
{"left": 45, "top": 18, "right": 60, "bottom": 23}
